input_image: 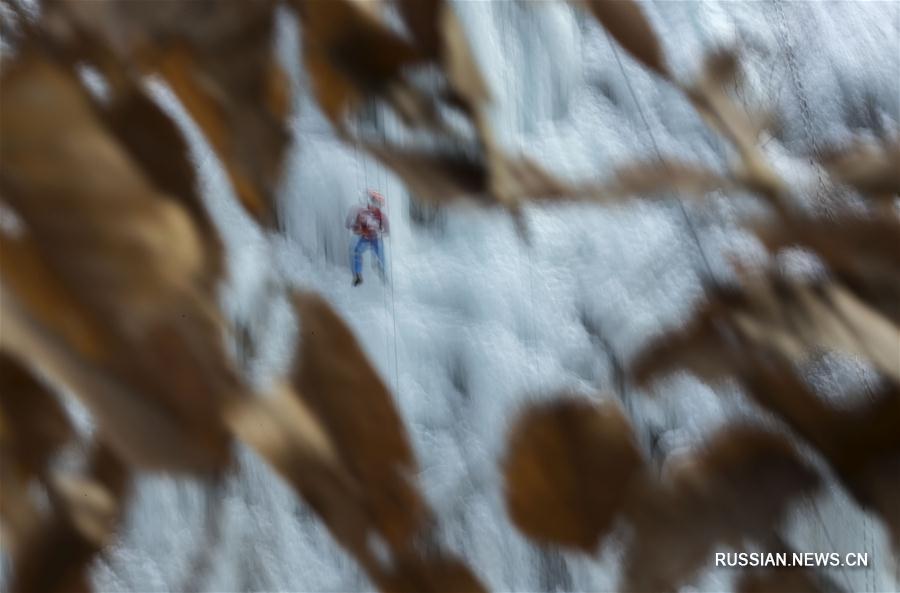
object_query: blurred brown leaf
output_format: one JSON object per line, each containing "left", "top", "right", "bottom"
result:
{"left": 0, "top": 353, "right": 75, "bottom": 554}
{"left": 630, "top": 291, "right": 742, "bottom": 386}
{"left": 857, "top": 450, "right": 900, "bottom": 551}
{"left": 0, "top": 54, "right": 206, "bottom": 323}
{"left": 631, "top": 276, "right": 900, "bottom": 550}
{"left": 153, "top": 45, "right": 288, "bottom": 228}
{"left": 744, "top": 366, "right": 900, "bottom": 549}
{"left": 621, "top": 426, "right": 820, "bottom": 592}
{"left": 503, "top": 396, "right": 643, "bottom": 552}
{"left": 367, "top": 145, "right": 487, "bottom": 204}
{"left": 300, "top": 0, "right": 571, "bottom": 211}
{"left": 376, "top": 551, "right": 488, "bottom": 593}
{"left": 291, "top": 291, "right": 428, "bottom": 550}
{"left": 8, "top": 444, "right": 128, "bottom": 593}
{"left": 1, "top": 53, "right": 233, "bottom": 472}
{"left": 54, "top": 0, "right": 290, "bottom": 227}
{"left": 225, "top": 382, "right": 379, "bottom": 568}
{"left": 753, "top": 215, "right": 900, "bottom": 324}
{"left": 820, "top": 140, "right": 900, "bottom": 199}
{"left": 0, "top": 229, "right": 107, "bottom": 362}
{"left": 601, "top": 159, "right": 735, "bottom": 201}
{"left": 687, "top": 50, "right": 784, "bottom": 203}
{"left": 395, "top": 0, "right": 443, "bottom": 59}
{"left": 371, "top": 145, "right": 578, "bottom": 206}
{"left": 579, "top": 0, "right": 669, "bottom": 78}
{"left": 227, "top": 379, "right": 487, "bottom": 590}
{"left": 435, "top": 0, "right": 490, "bottom": 114}
{"left": 0, "top": 353, "right": 74, "bottom": 478}
{"left": 672, "top": 426, "right": 820, "bottom": 539}
{"left": 295, "top": 0, "right": 423, "bottom": 125}
{"left": 98, "top": 77, "right": 225, "bottom": 288}
{"left": 632, "top": 274, "right": 900, "bottom": 385}
{"left": 733, "top": 279, "right": 900, "bottom": 383}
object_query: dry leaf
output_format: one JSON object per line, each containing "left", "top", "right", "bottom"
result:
{"left": 580, "top": 0, "right": 669, "bottom": 77}
{"left": 633, "top": 274, "right": 900, "bottom": 385}
{"left": 744, "top": 366, "right": 900, "bottom": 549}
{"left": 604, "top": 159, "right": 735, "bottom": 199}
{"left": 49, "top": 473, "right": 119, "bottom": 546}
{"left": 98, "top": 77, "right": 225, "bottom": 288}
{"left": 225, "top": 383, "right": 380, "bottom": 567}
{"left": 753, "top": 216, "right": 900, "bottom": 323}
{"left": 686, "top": 50, "right": 784, "bottom": 203}
{"left": 153, "top": 44, "right": 288, "bottom": 227}
{"left": 632, "top": 278, "right": 900, "bottom": 551}
{"left": 0, "top": 353, "right": 75, "bottom": 554}
{"left": 731, "top": 279, "right": 900, "bottom": 383}
{"left": 621, "top": 426, "right": 820, "bottom": 592}
{"left": 820, "top": 140, "right": 900, "bottom": 198}
{"left": 8, "top": 444, "right": 127, "bottom": 593}
{"left": 295, "top": 0, "right": 423, "bottom": 125}
{"left": 368, "top": 145, "right": 488, "bottom": 204}
{"left": 0, "top": 353, "right": 74, "bottom": 478}
{"left": 291, "top": 291, "right": 427, "bottom": 550}
{"left": 376, "top": 551, "right": 488, "bottom": 593}
{"left": 630, "top": 292, "right": 742, "bottom": 386}
{"left": 55, "top": 0, "right": 290, "bottom": 227}
{"left": 436, "top": 0, "right": 491, "bottom": 113}
{"left": 395, "top": 0, "right": 443, "bottom": 59}
{"left": 1, "top": 53, "right": 233, "bottom": 472}
{"left": 503, "top": 396, "right": 643, "bottom": 551}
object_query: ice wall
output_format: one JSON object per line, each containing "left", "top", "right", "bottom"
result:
{"left": 96, "top": 2, "right": 899, "bottom": 592}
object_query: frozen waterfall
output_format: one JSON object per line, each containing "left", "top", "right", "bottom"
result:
{"left": 94, "top": 2, "right": 899, "bottom": 592}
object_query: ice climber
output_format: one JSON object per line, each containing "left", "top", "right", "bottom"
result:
{"left": 346, "top": 189, "right": 389, "bottom": 286}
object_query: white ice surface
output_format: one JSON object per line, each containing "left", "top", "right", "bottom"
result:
{"left": 91, "top": 2, "right": 899, "bottom": 592}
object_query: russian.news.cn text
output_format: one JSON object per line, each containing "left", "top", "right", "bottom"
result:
{"left": 715, "top": 552, "right": 869, "bottom": 568}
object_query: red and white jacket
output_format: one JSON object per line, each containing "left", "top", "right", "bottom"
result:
{"left": 346, "top": 205, "right": 389, "bottom": 240}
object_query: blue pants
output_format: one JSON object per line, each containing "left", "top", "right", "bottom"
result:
{"left": 352, "top": 236, "right": 384, "bottom": 276}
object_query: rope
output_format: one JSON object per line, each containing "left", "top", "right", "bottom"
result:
{"left": 351, "top": 123, "right": 366, "bottom": 274}
{"left": 604, "top": 29, "right": 717, "bottom": 282}
{"left": 647, "top": 7, "right": 864, "bottom": 589}
{"left": 365, "top": 102, "right": 402, "bottom": 398}
{"left": 382, "top": 108, "right": 402, "bottom": 398}
{"left": 352, "top": 108, "right": 396, "bottom": 395}
{"left": 500, "top": 2, "right": 546, "bottom": 396}
{"left": 809, "top": 496, "right": 855, "bottom": 592}
{"left": 524, "top": 9, "right": 544, "bottom": 392}
{"left": 387, "top": 220, "right": 401, "bottom": 397}
{"left": 502, "top": 2, "right": 544, "bottom": 393}
{"left": 369, "top": 110, "right": 394, "bottom": 393}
